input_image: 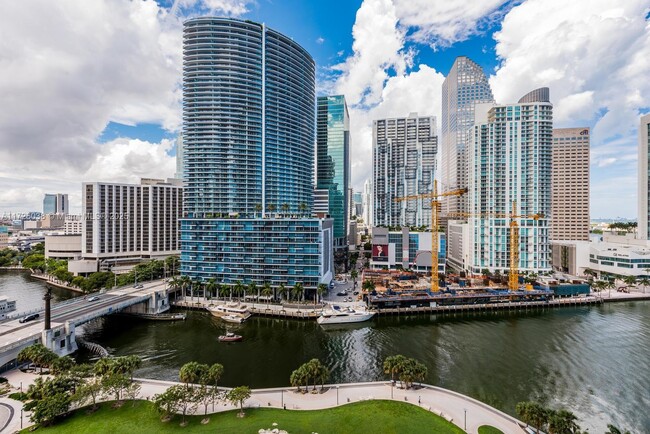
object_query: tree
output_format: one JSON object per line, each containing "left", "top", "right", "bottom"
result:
{"left": 219, "top": 284, "right": 230, "bottom": 301}
{"left": 605, "top": 425, "right": 631, "bottom": 434}
{"left": 227, "top": 386, "right": 252, "bottom": 417}
{"left": 234, "top": 281, "right": 244, "bottom": 301}
{"left": 153, "top": 384, "right": 194, "bottom": 423}
{"left": 547, "top": 409, "right": 580, "bottom": 434}
{"left": 206, "top": 278, "right": 218, "bottom": 299}
{"left": 278, "top": 283, "right": 287, "bottom": 301}
{"left": 516, "top": 401, "right": 549, "bottom": 434}
{"left": 204, "top": 363, "right": 224, "bottom": 412}
{"left": 73, "top": 376, "right": 103, "bottom": 410}
{"left": 261, "top": 282, "right": 273, "bottom": 303}
{"left": 248, "top": 282, "right": 257, "bottom": 301}
{"left": 101, "top": 373, "right": 131, "bottom": 402}
{"left": 638, "top": 277, "right": 650, "bottom": 294}
{"left": 316, "top": 283, "right": 328, "bottom": 305}
{"left": 124, "top": 382, "right": 141, "bottom": 406}
{"left": 294, "top": 282, "right": 304, "bottom": 302}
{"left": 383, "top": 355, "right": 407, "bottom": 384}
{"left": 179, "top": 361, "right": 208, "bottom": 389}
{"left": 30, "top": 392, "right": 71, "bottom": 426}
{"left": 622, "top": 275, "right": 637, "bottom": 288}
{"left": 255, "top": 203, "right": 263, "bottom": 218}
{"left": 290, "top": 367, "right": 307, "bottom": 392}
{"left": 51, "top": 356, "right": 76, "bottom": 375}
{"left": 267, "top": 203, "right": 276, "bottom": 214}
{"left": 18, "top": 343, "right": 58, "bottom": 374}
{"left": 280, "top": 203, "right": 290, "bottom": 215}
{"left": 350, "top": 269, "right": 358, "bottom": 284}
{"left": 362, "top": 279, "right": 376, "bottom": 292}
{"left": 298, "top": 202, "right": 308, "bottom": 214}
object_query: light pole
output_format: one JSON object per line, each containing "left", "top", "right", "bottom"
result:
{"left": 336, "top": 386, "right": 339, "bottom": 405}
{"left": 464, "top": 408, "right": 467, "bottom": 431}
{"left": 21, "top": 408, "right": 23, "bottom": 429}
{"left": 391, "top": 381, "right": 394, "bottom": 399}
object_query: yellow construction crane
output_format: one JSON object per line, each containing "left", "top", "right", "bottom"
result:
{"left": 394, "top": 180, "right": 467, "bottom": 293}
{"left": 448, "top": 200, "right": 543, "bottom": 291}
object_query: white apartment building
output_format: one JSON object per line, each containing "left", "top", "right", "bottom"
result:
{"left": 64, "top": 215, "right": 82, "bottom": 235}
{"left": 467, "top": 88, "right": 552, "bottom": 274}
{"left": 551, "top": 128, "right": 590, "bottom": 241}
{"left": 638, "top": 114, "right": 650, "bottom": 239}
{"left": 77, "top": 178, "right": 182, "bottom": 272}
{"left": 362, "top": 179, "right": 372, "bottom": 227}
{"left": 373, "top": 113, "right": 437, "bottom": 227}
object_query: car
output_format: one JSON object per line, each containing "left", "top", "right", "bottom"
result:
{"left": 353, "top": 291, "right": 359, "bottom": 295}
{"left": 19, "top": 313, "right": 40, "bottom": 324}
{"left": 134, "top": 284, "right": 144, "bottom": 289}
{"left": 346, "top": 297, "right": 353, "bottom": 302}
{"left": 87, "top": 296, "right": 100, "bottom": 302}
{"left": 336, "top": 292, "right": 347, "bottom": 297}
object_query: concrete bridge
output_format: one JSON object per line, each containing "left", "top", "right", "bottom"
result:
{"left": 0, "top": 280, "right": 170, "bottom": 370}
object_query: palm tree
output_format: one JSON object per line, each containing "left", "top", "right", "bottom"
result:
{"left": 316, "top": 283, "right": 327, "bottom": 305}
{"left": 280, "top": 203, "right": 289, "bottom": 216}
{"left": 261, "top": 282, "right": 273, "bottom": 304}
{"left": 255, "top": 203, "right": 263, "bottom": 218}
{"left": 605, "top": 424, "right": 631, "bottom": 434}
{"left": 516, "top": 401, "right": 549, "bottom": 434}
{"left": 350, "top": 269, "right": 358, "bottom": 286}
{"left": 547, "top": 409, "right": 580, "bottom": 434}
{"left": 205, "top": 278, "right": 218, "bottom": 300}
{"left": 622, "top": 275, "right": 637, "bottom": 290}
{"left": 638, "top": 277, "right": 650, "bottom": 294}
{"left": 169, "top": 276, "right": 182, "bottom": 292}
{"left": 248, "top": 282, "right": 257, "bottom": 303}
{"left": 233, "top": 280, "right": 244, "bottom": 302}
{"left": 294, "top": 282, "right": 304, "bottom": 303}
{"left": 267, "top": 203, "right": 276, "bottom": 215}
{"left": 298, "top": 202, "right": 308, "bottom": 215}
{"left": 191, "top": 278, "right": 202, "bottom": 302}
{"left": 383, "top": 355, "right": 407, "bottom": 383}
{"left": 278, "top": 283, "right": 287, "bottom": 302}
{"left": 180, "top": 275, "right": 191, "bottom": 299}
{"left": 362, "top": 279, "right": 376, "bottom": 293}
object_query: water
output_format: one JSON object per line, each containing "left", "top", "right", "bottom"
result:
{"left": 1, "top": 272, "right": 649, "bottom": 433}
{"left": 0, "top": 270, "right": 78, "bottom": 313}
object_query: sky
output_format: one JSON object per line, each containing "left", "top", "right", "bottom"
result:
{"left": 0, "top": 0, "right": 649, "bottom": 219}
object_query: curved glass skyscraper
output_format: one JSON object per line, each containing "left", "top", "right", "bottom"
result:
{"left": 181, "top": 18, "right": 333, "bottom": 288}
{"left": 183, "top": 17, "right": 315, "bottom": 217}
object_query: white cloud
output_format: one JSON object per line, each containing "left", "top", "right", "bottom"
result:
{"left": 316, "top": 37, "right": 325, "bottom": 44}
{"left": 490, "top": 0, "right": 650, "bottom": 217}
{"left": 394, "top": 0, "right": 511, "bottom": 49}
{"left": 176, "top": 0, "right": 254, "bottom": 16}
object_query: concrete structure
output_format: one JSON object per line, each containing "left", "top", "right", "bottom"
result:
{"left": 551, "top": 240, "right": 591, "bottom": 276}
{"left": 370, "top": 227, "right": 446, "bottom": 274}
{"left": 639, "top": 114, "right": 650, "bottom": 239}
{"left": 362, "top": 179, "right": 372, "bottom": 226}
{"left": 78, "top": 178, "right": 182, "bottom": 273}
{"left": 0, "top": 227, "right": 7, "bottom": 249}
{"left": 468, "top": 88, "right": 552, "bottom": 274}
{"left": 446, "top": 221, "right": 470, "bottom": 272}
{"left": 316, "top": 95, "right": 350, "bottom": 250}
{"left": 313, "top": 188, "right": 329, "bottom": 217}
{"left": 373, "top": 113, "right": 437, "bottom": 227}
{"left": 174, "top": 133, "right": 184, "bottom": 180}
{"left": 43, "top": 193, "right": 69, "bottom": 216}
{"left": 44, "top": 234, "right": 81, "bottom": 260}
{"left": 180, "top": 18, "right": 332, "bottom": 290}
{"left": 551, "top": 128, "right": 590, "bottom": 241}
{"left": 64, "top": 215, "right": 82, "bottom": 235}
{"left": 441, "top": 56, "right": 495, "bottom": 215}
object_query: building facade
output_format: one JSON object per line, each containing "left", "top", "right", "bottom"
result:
{"left": 468, "top": 88, "right": 553, "bottom": 274}
{"left": 370, "top": 226, "right": 446, "bottom": 274}
{"left": 174, "top": 133, "right": 184, "bottom": 181}
{"left": 316, "top": 95, "right": 350, "bottom": 249}
{"left": 551, "top": 127, "right": 590, "bottom": 241}
{"left": 639, "top": 114, "right": 650, "bottom": 239}
{"left": 180, "top": 17, "right": 332, "bottom": 289}
{"left": 45, "top": 234, "right": 82, "bottom": 260}
{"left": 373, "top": 113, "right": 437, "bottom": 227}
{"left": 79, "top": 179, "right": 182, "bottom": 271}
{"left": 362, "top": 179, "right": 372, "bottom": 227}
{"left": 441, "top": 56, "right": 494, "bottom": 215}
{"left": 43, "top": 193, "right": 69, "bottom": 215}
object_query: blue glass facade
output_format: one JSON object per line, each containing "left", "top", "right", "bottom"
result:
{"left": 316, "top": 95, "right": 350, "bottom": 248}
{"left": 181, "top": 18, "right": 332, "bottom": 289}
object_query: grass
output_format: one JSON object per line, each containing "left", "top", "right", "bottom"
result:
{"left": 478, "top": 426, "right": 505, "bottom": 434}
{"left": 26, "top": 399, "right": 465, "bottom": 434}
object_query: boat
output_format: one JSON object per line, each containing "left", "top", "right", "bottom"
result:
{"left": 317, "top": 304, "right": 376, "bottom": 325}
{"left": 206, "top": 303, "right": 252, "bottom": 322}
{"left": 218, "top": 332, "right": 242, "bottom": 342}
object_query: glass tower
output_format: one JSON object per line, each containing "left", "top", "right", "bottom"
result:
{"left": 441, "top": 56, "right": 494, "bottom": 214}
{"left": 316, "top": 95, "right": 350, "bottom": 249}
{"left": 181, "top": 17, "right": 332, "bottom": 288}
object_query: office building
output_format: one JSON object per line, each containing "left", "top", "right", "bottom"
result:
{"left": 639, "top": 114, "right": 650, "bottom": 239}
{"left": 64, "top": 215, "right": 82, "bottom": 235}
{"left": 76, "top": 178, "right": 182, "bottom": 273}
{"left": 370, "top": 226, "right": 446, "bottom": 274}
{"left": 180, "top": 17, "right": 333, "bottom": 289}
{"left": 43, "top": 193, "right": 69, "bottom": 215}
{"left": 45, "top": 234, "right": 82, "bottom": 260}
{"left": 174, "top": 133, "right": 184, "bottom": 180}
{"left": 551, "top": 128, "right": 590, "bottom": 241}
{"left": 373, "top": 113, "right": 437, "bottom": 227}
{"left": 316, "top": 95, "right": 350, "bottom": 250}
{"left": 441, "top": 56, "right": 494, "bottom": 214}
{"left": 467, "top": 88, "right": 552, "bottom": 274}
{"left": 362, "top": 179, "right": 372, "bottom": 227}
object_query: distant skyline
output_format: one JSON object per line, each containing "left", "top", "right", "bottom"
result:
{"left": 0, "top": 0, "right": 648, "bottom": 218}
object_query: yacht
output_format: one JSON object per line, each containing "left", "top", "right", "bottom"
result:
{"left": 206, "top": 303, "right": 252, "bottom": 322}
{"left": 317, "top": 304, "right": 375, "bottom": 325}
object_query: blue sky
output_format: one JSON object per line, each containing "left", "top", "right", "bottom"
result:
{"left": 1, "top": 0, "right": 649, "bottom": 218}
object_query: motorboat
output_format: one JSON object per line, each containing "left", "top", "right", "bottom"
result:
{"left": 218, "top": 332, "right": 242, "bottom": 342}
{"left": 206, "top": 303, "right": 252, "bottom": 322}
{"left": 317, "top": 304, "right": 375, "bottom": 325}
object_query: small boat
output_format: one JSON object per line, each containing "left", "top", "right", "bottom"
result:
{"left": 317, "top": 304, "right": 376, "bottom": 325}
{"left": 221, "top": 314, "right": 245, "bottom": 324}
{"left": 218, "top": 332, "right": 242, "bottom": 342}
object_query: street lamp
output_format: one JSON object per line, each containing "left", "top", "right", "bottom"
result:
{"left": 464, "top": 408, "right": 467, "bottom": 431}
{"left": 281, "top": 389, "right": 284, "bottom": 407}
{"left": 336, "top": 386, "right": 339, "bottom": 405}
{"left": 390, "top": 381, "right": 394, "bottom": 399}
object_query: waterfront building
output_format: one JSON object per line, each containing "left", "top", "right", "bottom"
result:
{"left": 638, "top": 114, "right": 650, "bottom": 239}
{"left": 551, "top": 128, "right": 590, "bottom": 241}
{"left": 373, "top": 113, "right": 437, "bottom": 227}
{"left": 467, "top": 88, "right": 553, "bottom": 274}
{"left": 316, "top": 95, "right": 350, "bottom": 250}
{"left": 174, "top": 133, "right": 184, "bottom": 181}
{"left": 180, "top": 17, "right": 333, "bottom": 289}
{"left": 43, "top": 193, "right": 69, "bottom": 215}
{"left": 45, "top": 234, "right": 81, "bottom": 260}
{"left": 441, "top": 56, "right": 494, "bottom": 215}
{"left": 362, "top": 179, "right": 372, "bottom": 227}
{"left": 75, "top": 178, "right": 182, "bottom": 274}
{"left": 370, "top": 226, "right": 446, "bottom": 274}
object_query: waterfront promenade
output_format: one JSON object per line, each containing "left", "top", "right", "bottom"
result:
{"left": 0, "top": 369, "right": 527, "bottom": 434}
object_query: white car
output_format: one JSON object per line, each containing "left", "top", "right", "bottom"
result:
{"left": 87, "top": 296, "right": 100, "bottom": 302}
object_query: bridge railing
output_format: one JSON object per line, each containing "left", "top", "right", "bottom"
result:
{"left": 72, "top": 295, "right": 152, "bottom": 326}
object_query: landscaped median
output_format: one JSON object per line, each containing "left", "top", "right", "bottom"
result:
{"left": 22, "top": 399, "right": 466, "bottom": 434}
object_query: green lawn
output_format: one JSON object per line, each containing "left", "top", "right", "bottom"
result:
{"left": 28, "top": 400, "right": 465, "bottom": 434}
{"left": 478, "top": 426, "right": 505, "bottom": 434}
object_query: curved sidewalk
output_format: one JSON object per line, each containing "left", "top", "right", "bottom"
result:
{"left": 137, "top": 378, "right": 526, "bottom": 434}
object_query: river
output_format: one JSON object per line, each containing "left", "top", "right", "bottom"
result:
{"left": 1, "top": 271, "right": 648, "bottom": 433}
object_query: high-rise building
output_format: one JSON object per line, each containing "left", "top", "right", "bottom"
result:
{"left": 362, "top": 179, "right": 372, "bottom": 227}
{"left": 639, "top": 114, "right": 650, "bottom": 239}
{"left": 180, "top": 17, "right": 333, "bottom": 289}
{"left": 467, "top": 88, "right": 553, "bottom": 274}
{"left": 441, "top": 56, "right": 494, "bottom": 214}
{"left": 316, "top": 95, "right": 350, "bottom": 250}
{"left": 80, "top": 179, "right": 182, "bottom": 269}
{"left": 373, "top": 113, "right": 437, "bottom": 227}
{"left": 174, "top": 133, "right": 184, "bottom": 180}
{"left": 43, "top": 193, "right": 69, "bottom": 215}
{"left": 551, "top": 128, "right": 590, "bottom": 241}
